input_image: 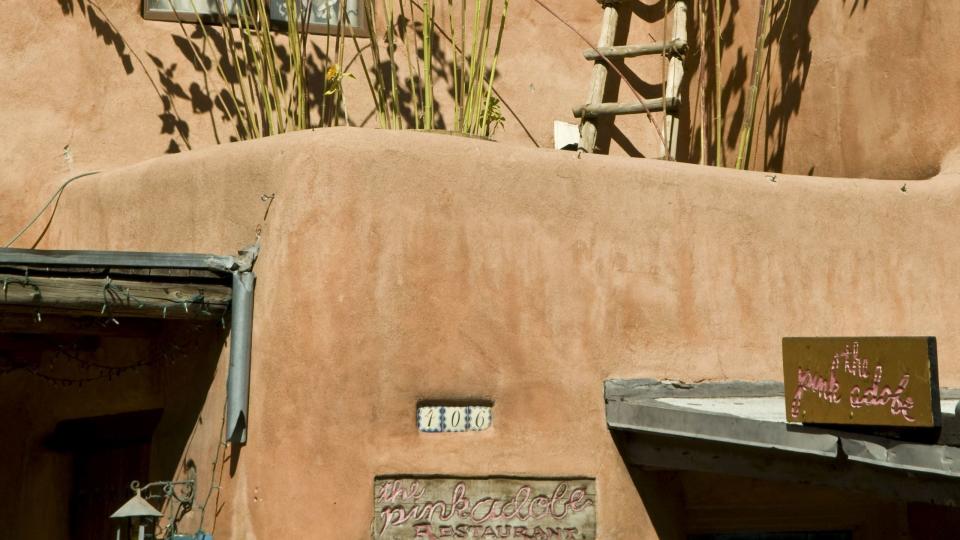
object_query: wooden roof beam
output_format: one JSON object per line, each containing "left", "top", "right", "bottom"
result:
{"left": 0, "top": 272, "right": 230, "bottom": 320}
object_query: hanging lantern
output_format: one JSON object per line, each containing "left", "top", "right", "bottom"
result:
{"left": 110, "top": 485, "right": 162, "bottom": 540}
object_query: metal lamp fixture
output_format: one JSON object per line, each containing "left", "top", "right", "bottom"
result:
{"left": 110, "top": 484, "right": 162, "bottom": 540}
{"left": 110, "top": 479, "right": 196, "bottom": 540}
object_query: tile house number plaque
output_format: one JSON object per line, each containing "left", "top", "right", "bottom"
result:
{"left": 373, "top": 477, "right": 597, "bottom": 539}
{"left": 782, "top": 337, "right": 940, "bottom": 427}
{"left": 418, "top": 405, "right": 492, "bottom": 433}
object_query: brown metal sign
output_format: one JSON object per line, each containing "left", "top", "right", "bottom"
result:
{"left": 782, "top": 337, "right": 940, "bottom": 427}
{"left": 372, "top": 476, "right": 596, "bottom": 539}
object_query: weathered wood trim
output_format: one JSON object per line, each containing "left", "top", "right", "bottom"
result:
{"left": 662, "top": 0, "right": 687, "bottom": 160}
{"left": 578, "top": 3, "right": 620, "bottom": 153}
{"left": 573, "top": 97, "right": 680, "bottom": 119}
{"left": 582, "top": 38, "right": 688, "bottom": 61}
{"left": 0, "top": 273, "right": 230, "bottom": 320}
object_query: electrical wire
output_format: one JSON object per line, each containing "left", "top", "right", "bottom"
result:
{"left": 3, "top": 171, "right": 101, "bottom": 248}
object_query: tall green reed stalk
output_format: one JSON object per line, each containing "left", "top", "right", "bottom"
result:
{"left": 170, "top": 0, "right": 349, "bottom": 140}
{"left": 702, "top": 0, "right": 779, "bottom": 170}
{"left": 360, "top": 0, "right": 508, "bottom": 137}
{"left": 734, "top": 0, "right": 773, "bottom": 169}
{"left": 711, "top": 0, "right": 724, "bottom": 166}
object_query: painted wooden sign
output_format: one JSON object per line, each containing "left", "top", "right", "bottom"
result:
{"left": 372, "top": 477, "right": 597, "bottom": 539}
{"left": 782, "top": 337, "right": 940, "bottom": 427}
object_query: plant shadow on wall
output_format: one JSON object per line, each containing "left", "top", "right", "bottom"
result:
{"left": 687, "top": 0, "right": 870, "bottom": 172}
{"left": 57, "top": 0, "right": 194, "bottom": 152}
{"left": 55, "top": 0, "right": 515, "bottom": 155}
{"left": 678, "top": 0, "right": 826, "bottom": 172}
{"left": 673, "top": 0, "right": 868, "bottom": 174}
{"left": 362, "top": 0, "right": 509, "bottom": 136}
{"left": 55, "top": 0, "right": 350, "bottom": 152}
{"left": 842, "top": 0, "right": 868, "bottom": 16}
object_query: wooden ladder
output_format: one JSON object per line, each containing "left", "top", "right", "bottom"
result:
{"left": 574, "top": 0, "right": 688, "bottom": 159}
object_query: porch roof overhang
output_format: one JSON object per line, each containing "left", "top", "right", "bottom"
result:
{"left": 0, "top": 246, "right": 258, "bottom": 445}
{"left": 0, "top": 247, "right": 261, "bottom": 320}
{"left": 0, "top": 247, "right": 243, "bottom": 273}
{"left": 606, "top": 379, "right": 960, "bottom": 507}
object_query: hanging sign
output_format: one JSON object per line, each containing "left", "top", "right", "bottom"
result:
{"left": 782, "top": 337, "right": 940, "bottom": 427}
{"left": 372, "top": 477, "right": 597, "bottom": 539}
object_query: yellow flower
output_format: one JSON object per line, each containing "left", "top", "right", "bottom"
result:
{"left": 325, "top": 65, "right": 340, "bottom": 82}
{"left": 324, "top": 64, "right": 355, "bottom": 96}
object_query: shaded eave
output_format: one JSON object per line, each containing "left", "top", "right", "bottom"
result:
{"left": 606, "top": 379, "right": 960, "bottom": 507}
{"left": 0, "top": 246, "right": 257, "bottom": 445}
{"left": 0, "top": 247, "right": 240, "bottom": 321}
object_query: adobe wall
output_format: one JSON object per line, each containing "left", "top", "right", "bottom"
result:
{"left": 680, "top": 1, "right": 960, "bottom": 179}
{"left": 2, "top": 0, "right": 959, "bottom": 234}
{"left": 4, "top": 128, "right": 958, "bottom": 537}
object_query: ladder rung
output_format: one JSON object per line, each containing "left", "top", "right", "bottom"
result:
{"left": 583, "top": 38, "right": 687, "bottom": 61}
{"left": 573, "top": 97, "right": 679, "bottom": 119}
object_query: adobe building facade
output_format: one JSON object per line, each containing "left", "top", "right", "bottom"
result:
{"left": 3, "top": 2, "right": 960, "bottom": 539}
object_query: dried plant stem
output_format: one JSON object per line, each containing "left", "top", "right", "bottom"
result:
{"left": 472, "top": 0, "right": 495, "bottom": 134}
{"left": 360, "top": 1, "right": 388, "bottom": 128}
{"left": 177, "top": 0, "right": 325, "bottom": 139}
{"left": 661, "top": 0, "right": 669, "bottom": 154}
{"left": 735, "top": 0, "right": 773, "bottom": 169}
{"left": 696, "top": 0, "right": 707, "bottom": 165}
{"left": 712, "top": 0, "right": 723, "bottom": 166}
{"left": 423, "top": 0, "right": 434, "bottom": 128}
{"left": 337, "top": 4, "right": 349, "bottom": 126}
{"left": 285, "top": 0, "right": 303, "bottom": 131}
{"left": 362, "top": 0, "right": 508, "bottom": 136}
{"left": 462, "top": 0, "right": 486, "bottom": 132}
{"left": 448, "top": 1, "right": 461, "bottom": 127}
{"left": 386, "top": 1, "right": 403, "bottom": 128}
{"left": 459, "top": 0, "right": 467, "bottom": 127}
{"left": 479, "top": 0, "right": 507, "bottom": 135}
{"left": 404, "top": 1, "right": 423, "bottom": 128}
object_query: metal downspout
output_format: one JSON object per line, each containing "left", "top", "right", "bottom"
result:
{"left": 227, "top": 270, "right": 255, "bottom": 444}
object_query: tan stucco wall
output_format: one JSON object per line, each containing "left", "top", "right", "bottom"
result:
{"left": 3, "top": 128, "right": 959, "bottom": 537}
{"left": 682, "top": 1, "right": 960, "bottom": 179}
{"left": 3, "top": 0, "right": 960, "bottom": 200}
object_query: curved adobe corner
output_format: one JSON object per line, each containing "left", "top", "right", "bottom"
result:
{"left": 11, "top": 127, "right": 960, "bottom": 383}
{"left": 6, "top": 127, "right": 960, "bottom": 537}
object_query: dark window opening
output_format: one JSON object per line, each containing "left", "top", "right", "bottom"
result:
{"left": 49, "top": 410, "right": 162, "bottom": 540}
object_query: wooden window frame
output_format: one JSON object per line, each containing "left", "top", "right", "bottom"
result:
{"left": 142, "top": 0, "right": 239, "bottom": 24}
{"left": 268, "top": 0, "right": 369, "bottom": 38}
{"left": 142, "top": 0, "right": 369, "bottom": 37}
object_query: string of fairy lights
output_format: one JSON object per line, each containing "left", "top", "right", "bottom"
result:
{"left": 0, "top": 265, "right": 228, "bottom": 387}
{"left": 1, "top": 270, "right": 220, "bottom": 322}
{"left": 0, "top": 318, "right": 221, "bottom": 387}
{"left": 0, "top": 338, "right": 156, "bottom": 387}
